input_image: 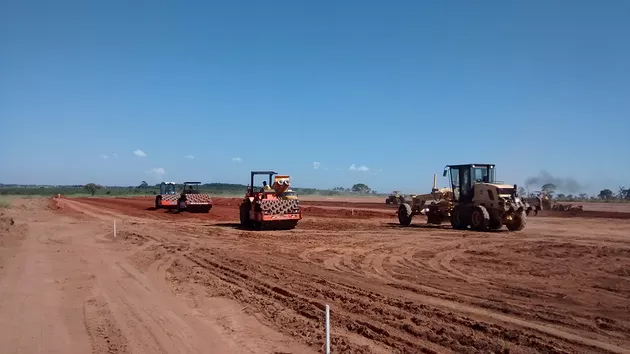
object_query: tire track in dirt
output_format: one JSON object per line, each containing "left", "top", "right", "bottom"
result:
{"left": 174, "top": 246, "right": 624, "bottom": 354}
{"left": 429, "top": 248, "right": 488, "bottom": 284}
{"left": 231, "top": 230, "right": 630, "bottom": 353}
{"left": 360, "top": 250, "right": 391, "bottom": 282}
{"left": 181, "top": 248, "right": 440, "bottom": 353}
{"left": 83, "top": 295, "right": 131, "bottom": 354}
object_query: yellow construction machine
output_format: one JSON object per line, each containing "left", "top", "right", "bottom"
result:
{"left": 398, "top": 164, "right": 531, "bottom": 231}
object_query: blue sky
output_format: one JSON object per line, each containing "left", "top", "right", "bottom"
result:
{"left": 1, "top": 0, "right": 628, "bottom": 194}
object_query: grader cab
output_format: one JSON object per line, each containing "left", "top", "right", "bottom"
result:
{"left": 239, "top": 171, "right": 302, "bottom": 230}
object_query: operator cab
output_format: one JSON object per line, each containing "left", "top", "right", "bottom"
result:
{"left": 443, "top": 164, "right": 497, "bottom": 203}
{"left": 183, "top": 182, "right": 202, "bottom": 194}
{"left": 160, "top": 182, "right": 177, "bottom": 195}
{"left": 247, "top": 171, "right": 278, "bottom": 197}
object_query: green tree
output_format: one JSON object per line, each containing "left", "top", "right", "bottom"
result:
{"left": 139, "top": 181, "right": 149, "bottom": 188}
{"left": 618, "top": 186, "right": 627, "bottom": 201}
{"left": 557, "top": 193, "right": 566, "bottom": 200}
{"left": 352, "top": 183, "right": 371, "bottom": 193}
{"left": 541, "top": 183, "right": 557, "bottom": 198}
{"left": 83, "top": 183, "right": 102, "bottom": 196}
{"left": 598, "top": 189, "right": 614, "bottom": 200}
{"left": 579, "top": 193, "right": 588, "bottom": 200}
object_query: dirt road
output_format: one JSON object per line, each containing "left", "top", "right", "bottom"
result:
{"left": 0, "top": 199, "right": 313, "bottom": 354}
{"left": 1, "top": 196, "right": 629, "bottom": 353}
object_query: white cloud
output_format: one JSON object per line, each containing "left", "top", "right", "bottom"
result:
{"left": 232, "top": 157, "right": 242, "bottom": 162}
{"left": 100, "top": 154, "right": 108, "bottom": 159}
{"left": 134, "top": 149, "right": 147, "bottom": 157}
{"left": 112, "top": 153, "right": 118, "bottom": 159}
{"left": 185, "top": 155, "right": 195, "bottom": 160}
{"left": 146, "top": 167, "right": 166, "bottom": 178}
{"left": 349, "top": 164, "right": 369, "bottom": 172}
{"left": 312, "top": 162, "right": 321, "bottom": 170}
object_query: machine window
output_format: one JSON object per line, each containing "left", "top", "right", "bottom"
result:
{"left": 473, "top": 167, "right": 488, "bottom": 183}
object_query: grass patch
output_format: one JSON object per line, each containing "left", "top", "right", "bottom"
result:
{"left": 0, "top": 196, "right": 13, "bottom": 208}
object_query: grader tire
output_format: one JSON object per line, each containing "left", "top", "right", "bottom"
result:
{"left": 398, "top": 203, "right": 413, "bottom": 226}
{"left": 489, "top": 210, "right": 503, "bottom": 230}
{"left": 506, "top": 211, "right": 526, "bottom": 231}
{"left": 471, "top": 205, "right": 490, "bottom": 231}
{"left": 451, "top": 206, "right": 468, "bottom": 230}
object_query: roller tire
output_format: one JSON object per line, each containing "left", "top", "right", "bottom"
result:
{"left": 398, "top": 203, "right": 413, "bottom": 226}
{"left": 240, "top": 203, "right": 252, "bottom": 227}
{"left": 177, "top": 198, "right": 186, "bottom": 212}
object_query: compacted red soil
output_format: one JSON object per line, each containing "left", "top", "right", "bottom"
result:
{"left": 1, "top": 196, "right": 629, "bottom": 353}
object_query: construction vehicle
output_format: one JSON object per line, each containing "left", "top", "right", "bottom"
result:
{"left": 385, "top": 191, "right": 405, "bottom": 205}
{"left": 552, "top": 202, "right": 584, "bottom": 213}
{"left": 279, "top": 189, "right": 298, "bottom": 200}
{"left": 398, "top": 164, "right": 530, "bottom": 231}
{"left": 239, "top": 171, "right": 301, "bottom": 230}
{"left": 154, "top": 181, "right": 212, "bottom": 212}
{"left": 523, "top": 191, "right": 551, "bottom": 215}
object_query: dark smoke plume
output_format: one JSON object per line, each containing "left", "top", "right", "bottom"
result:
{"left": 525, "top": 170, "right": 582, "bottom": 193}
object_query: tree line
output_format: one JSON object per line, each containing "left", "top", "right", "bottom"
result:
{"left": 0, "top": 181, "right": 382, "bottom": 197}
{"left": 526, "top": 183, "right": 630, "bottom": 202}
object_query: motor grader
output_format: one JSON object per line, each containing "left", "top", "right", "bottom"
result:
{"left": 398, "top": 164, "right": 530, "bottom": 231}
{"left": 523, "top": 191, "right": 551, "bottom": 215}
{"left": 239, "top": 171, "right": 302, "bottom": 230}
{"left": 385, "top": 191, "right": 405, "bottom": 205}
{"left": 154, "top": 181, "right": 213, "bottom": 213}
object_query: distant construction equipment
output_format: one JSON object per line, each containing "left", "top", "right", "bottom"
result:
{"left": 385, "top": 191, "right": 405, "bottom": 205}
{"left": 523, "top": 191, "right": 551, "bottom": 215}
{"left": 398, "top": 164, "right": 531, "bottom": 231}
{"left": 154, "top": 181, "right": 213, "bottom": 213}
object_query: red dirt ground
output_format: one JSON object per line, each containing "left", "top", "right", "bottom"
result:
{"left": 65, "top": 196, "right": 630, "bottom": 221}
{"left": 2, "top": 196, "right": 630, "bottom": 353}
